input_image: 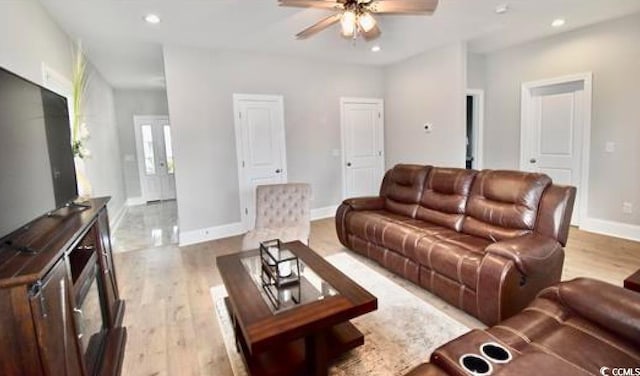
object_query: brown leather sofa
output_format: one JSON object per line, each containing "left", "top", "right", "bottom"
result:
{"left": 406, "top": 278, "right": 640, "bottom": 376}
{"left": 335, "top": 164, "right": 576, "bottom": 325}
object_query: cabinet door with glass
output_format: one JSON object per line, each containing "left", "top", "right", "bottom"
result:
{"left": 134, "top": 115, "right": 176, "bottom": 202}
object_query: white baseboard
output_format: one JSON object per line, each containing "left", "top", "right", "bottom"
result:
{"left": 178, "top": 205, "right": 339, "bottom": 247}
{"left": 126, "top": 196, "right": 146, "bottom": 206}
{"left": 311, "top": 205, "right": 339, "bottom": 221}
{"left": 110, "top": 204, "right": 128, "bottom": 231}
{"left": 179, "top": 222, "right": 245, "bottom": 247}
{"left": 580, "top": 216, "right": 640, "bottom": 242}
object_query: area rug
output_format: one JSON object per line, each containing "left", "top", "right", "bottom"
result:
{"left": 211, "top": 252, "right": 469, "bottom": 376}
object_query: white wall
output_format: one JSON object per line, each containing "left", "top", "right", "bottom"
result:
{"left": 384, "top": 42, "right": 467, "bottom": 168}
{"left": 482, "top": 12, "right": 640, "bottom": 226}
{"left": 163, "top": 46, "right": 384, "bottom": 237}
{"left": 0, "top": 0, "right": 127, "bottom": 221}
{"left": 114, "top": 89, "right": 169, "bottom": 199}
{"left": 0, "top": 0, "right": 72, "bottom": 86}
{"left": 467, "top": 52, "right": 486, "bottom": 90}
{"left": 83, "top": 68, "right": 127, "bottom": 216}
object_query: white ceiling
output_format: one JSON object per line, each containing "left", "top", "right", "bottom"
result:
{"left": 39, "top": 0, "right": 640, "bottom": 89}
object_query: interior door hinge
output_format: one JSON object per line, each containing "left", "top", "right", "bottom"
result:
{"left": 245, "top": 208, "right": 248, "bottom": 215}
{"left": 242, "top": 161, "right": 245, "bottom": 168}
{"left": 378, "top": 112, "right": 381, "bottom": 119}
{"left": 239, "top": 112, "right": 242, "bottom": 119}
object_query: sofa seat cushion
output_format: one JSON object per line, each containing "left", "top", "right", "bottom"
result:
{"left": 346, "top": 210, "right": 493, "bottom": 291}
{"left": 346, "top": 210, "right": 455, "bottom": 259}
{"left": 347, "top": 210, "right": 416, "bottom": 242}
{"left": 488, "top": 291, "right": 640, "bottom": 374}
{"left": 412, "top": 234, "right": 491, "bottom": 291}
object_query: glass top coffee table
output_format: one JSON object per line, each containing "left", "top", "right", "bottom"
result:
{"left": 217, "top": 241, "right": 377, "bottom": 376}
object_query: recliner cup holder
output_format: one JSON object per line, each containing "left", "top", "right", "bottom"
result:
{"left": 459, "top": 354, "right": 493, "bottom": 376}
{"left": 480, "top": 342, "right": 512, "bottom": 364}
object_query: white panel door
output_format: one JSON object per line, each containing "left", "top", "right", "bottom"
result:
{"left": 341, "top": 98, "right": 384, "bottom": 198}
{"left": 134, "top": 116, "right": 176, "bottom": 202}
{"left": 521, "top": 81, "right": 586, "bottom": 224}
{"left": 234, "top": 95, "right": 287, "bottom": 230}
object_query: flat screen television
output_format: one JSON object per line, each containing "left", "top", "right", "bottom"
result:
{"left": 0, "top": 66, "right": 78, "bottom": 241}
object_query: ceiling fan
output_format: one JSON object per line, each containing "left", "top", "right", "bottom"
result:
{"left": 278, "top": 0, "right": 439, "bottom": 41}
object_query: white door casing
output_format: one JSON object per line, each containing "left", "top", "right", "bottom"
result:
{"left": 133, "top": 115, "right": 177, "bottom": 202}
{"left": 341, "top": 98, "right": 385, "bottom": 199}
{"left": 233, "top": 94, "right": 287, "bottom": 231}
{"left": 520, "top": 73, "right": 592, "bottom": 225}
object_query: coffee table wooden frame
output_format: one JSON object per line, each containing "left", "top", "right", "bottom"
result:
{"left": 624, "top": 269, "right": 640, "bottom": 293}
{"left": 217, "top": 241, "right": 377, "bottom": 376}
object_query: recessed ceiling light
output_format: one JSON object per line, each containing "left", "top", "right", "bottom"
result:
{"left": 495, "top": 4, "right": 509, "bottom": 14}
{"left": 551, "top": 18, "right": 566, "bottom": 27}
{"left": 371, "top": 45, "right": 381, "bottom": 52}
{"left": 144, "top": 14, "right": 161, "bottom": 24}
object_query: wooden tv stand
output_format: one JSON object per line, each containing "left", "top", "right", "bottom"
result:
{"left": 0, "top": 197, "right": 126, "bottom": 376}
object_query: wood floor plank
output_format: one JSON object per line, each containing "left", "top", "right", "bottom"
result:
{"left": 114, "top": 219, "right": 640, "bottom": 376}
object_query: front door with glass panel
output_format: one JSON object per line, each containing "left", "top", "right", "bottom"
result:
{"left": 133, "top": 115, "right": 176, "bottom": 202}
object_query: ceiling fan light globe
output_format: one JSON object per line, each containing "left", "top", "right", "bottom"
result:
{"left": 341, "top": 10, "right": 357, "bottom": 36}
{"left": 358, "top": 12, "right": 377, "bottom": 33}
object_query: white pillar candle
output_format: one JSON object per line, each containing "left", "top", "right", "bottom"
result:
{"left": 278, "top": 261, "right": 292, "bottom": 278}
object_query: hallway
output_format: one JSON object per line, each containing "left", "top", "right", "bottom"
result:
{"left": 112, "top": 200, "right": 179, "bottom": 253}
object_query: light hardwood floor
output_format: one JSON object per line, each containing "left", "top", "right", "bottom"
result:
{"left": 114, "top": 219, "right": 640, "bottom": 376}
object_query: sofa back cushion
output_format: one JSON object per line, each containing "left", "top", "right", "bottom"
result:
{"left": 380, "top": 164, "right": 431, "bottom": 217}
{"left": 462, "top": 170, "right": 551, "bottom": 241}
{"left": 416, "top": 168, "right": 477, "bottom": 231}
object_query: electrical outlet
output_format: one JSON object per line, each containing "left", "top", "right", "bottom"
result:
{"left": 623, "top": 202, "right": 633, "bottom": 214}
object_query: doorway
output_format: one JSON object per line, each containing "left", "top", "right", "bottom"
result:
{"left": 233, "top": 94, "right": 288, "bottom": 231}
{"left": 340, "top": 97, "right": 385, "bottom": 199}
{"left": 133, "top": 115, "right": 177, "bottom": 203}
{"left": 466, "top": 89, "right": 484, "bottom": 170}
{"left": 520, "top": 73, "right": 592, "bottom": 225}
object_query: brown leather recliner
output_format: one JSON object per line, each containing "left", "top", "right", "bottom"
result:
{"left": 406, "top": 278, "right": 640, "bottom": 376}
{"left": 335, "top": 164, "right": 576, "bottom": 325}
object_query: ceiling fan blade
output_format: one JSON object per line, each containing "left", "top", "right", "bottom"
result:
{"left": 279, "top": 0, "right": 343, "bottom": 10}
{"left": 295, "top": 13, "right": 342, "bottom": 39}
{"left": 369, "top": 0, "right": 438, "bottom": 14}
{"left": 363, "top": 24, "right": 381, "bottom": 41}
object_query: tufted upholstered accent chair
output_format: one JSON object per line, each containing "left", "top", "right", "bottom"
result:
{"left": 241, "top": 183, "right": 312, "bottom": 251}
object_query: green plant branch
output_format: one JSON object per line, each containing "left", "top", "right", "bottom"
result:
{"left": 71, "top": 40, "right": 92, "bottom": 158}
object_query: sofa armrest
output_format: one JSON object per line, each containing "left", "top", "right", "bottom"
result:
{"left": 336, "top": 196, "right": 384, "bottom": 248}
{"left": 342, "top": 196, "right": 385, "bottom": 211}
{"left": 558, "top": 278, "right": 640, "bottom": 347}
{"left": 485, "top": 233, "right": 563, "bottom": 276}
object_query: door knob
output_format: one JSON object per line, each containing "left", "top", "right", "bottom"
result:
{"left": 346, "top": 162, "right": 352, "bottom": 167}
{"left": 275, "top": 169, "right": 282, "bottom": 173}
{"left": 529, "top": 158, "right": 537, "bottom": 164}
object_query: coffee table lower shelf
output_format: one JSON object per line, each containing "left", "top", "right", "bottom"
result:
{"left": 224, "top": 297, "right": 364, "bottom": 376}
